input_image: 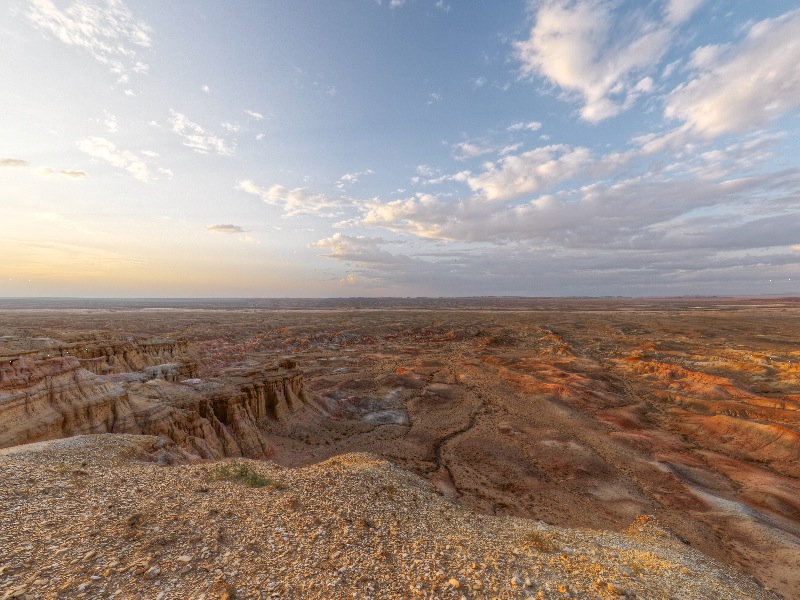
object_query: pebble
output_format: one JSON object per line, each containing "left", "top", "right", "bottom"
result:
{"left": 144, "top": 566, "right": 161, "bottom": 579}
{"left": 448, "top": 577, "right": 461, "bottom": 589}
{"left": 607, "top": 582, "right": 627, "bottom": 595}
{"left": 82, "top": 550, "right": 96, "bottom": 562}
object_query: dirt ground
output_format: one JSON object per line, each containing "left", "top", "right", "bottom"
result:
{"left": 1, "top": 296, "right": 798, "bottom": 598}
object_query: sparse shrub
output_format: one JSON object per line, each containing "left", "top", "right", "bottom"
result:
{"left": 278, "top": 358, "right": 297, "bottom": 369}
{"left": 211, "top": 462, "right": 272, "bottom": 488}
{"left": 523, "top": 531, "right": 560, "bottom": 553}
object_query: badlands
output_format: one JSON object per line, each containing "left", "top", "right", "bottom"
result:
{"left": 0, "top": 297, "right": 798, "bottom": 599}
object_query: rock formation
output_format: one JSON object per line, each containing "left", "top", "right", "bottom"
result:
{"left": 0, "top": 346, "right": 307, "bottom": 460}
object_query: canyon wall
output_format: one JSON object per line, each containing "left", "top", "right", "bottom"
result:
{"left": 0, "top": 349, "right": 306, "bottom": 459}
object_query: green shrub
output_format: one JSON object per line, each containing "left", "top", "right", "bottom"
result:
{"left": 211, "top": 462, "right": 272, "bottom": 488}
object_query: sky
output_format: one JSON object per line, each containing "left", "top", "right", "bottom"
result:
{"left": 1, "top": 0, "right": 799, "bottom": 298}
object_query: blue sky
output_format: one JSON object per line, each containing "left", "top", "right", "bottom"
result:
{"left": 1, "top": 0, "right": 799, "bottom": 297}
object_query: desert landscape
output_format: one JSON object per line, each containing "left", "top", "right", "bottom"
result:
{"left": 0, "top": 297, "right": 798, "bottom": 599}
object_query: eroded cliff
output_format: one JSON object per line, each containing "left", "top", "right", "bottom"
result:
{"left": 0, "top": 343, "right": 307, "bottom": 459}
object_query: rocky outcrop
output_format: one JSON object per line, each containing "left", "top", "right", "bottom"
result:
{"left": 0, "top": 354, "right": 307, "bottom": 459}
{"left": 72, "top": 339, "right": 195, "bottom": 376}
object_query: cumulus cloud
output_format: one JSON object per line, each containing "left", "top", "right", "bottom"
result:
{"left": 169, "top": 110, "right": 234, "bottom": 155}
{"left": 466, "top": 144, "right": 632, "bottom": 201}
{"left": 515, "top": 0, "right": 703, "bottom": 122}
{"left": 25, "top": 0, "right": 152, "bottom": 81}
{"left": 352, "top": 170, "right": 800, "bottom": 255}
{"left": 0, "top": 158, "right": 30, "bottom": 167}
{"left": 77, "top": 137, "right": 150, "bottom": 181}
{"left": 244, "top": 110, "right": 264, "bottom": 121}
{"left": 311, "top": 233, "right": 411, "bottom": 265}
{"left": 665, "top": 9, "right": 800, "bottom": 136}
{"left": 236, "top": 180, "right": 353, "bottom": 217}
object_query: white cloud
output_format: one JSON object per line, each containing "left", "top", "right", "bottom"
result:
{"left": 2, "top": 157, "right": 86, "bottom": 179}
{"left": 336, "top": 169, "right": 374, "bottom": 190}
{"left": 466, "top": 144, "right": 632, "bottom": 201}
{"left": 236, "top": 180, "right": 353, "bottom": 217}
{"left": 389, "top": 0, "right": 406, "bottom": 8}
{"left": 25, "top": 0, "right": 152, "bottom": 81}
{"left": 169, "top": 110, "right": 234, "bottom": 156}
{"left": 351, "top": 170, "right": 800, "bottom": 256}
{"left": 515, "top": 0, "right": 703, "bottom": 122}
{"left": 452, "top": 141, "right": 494, "bottom": 161}
{"left": 665, "top": 9, "right": 800, "bottom": 136}
{"left": 427, "top": 92, "right": 442, "bottom": 104}
{"left": 311, "top": 233, "right": 411, "bottom": 265}
{"left": 244, "top": 110, "right": 264, "bottom": 121}
{"left": 424, "top": 170, "right": 472, "bottom": 186}
{"left": 103, "top": 112, "right": 118, "bottom": 133}
{"left": 0, "top": 158, "right": 30, "bottom": 167}
{"left": 77, "top": 136, "right": 150, "bottom": 181}
{"left": 665, "top": 0, "right": 705, "bottom": 26}
{"left": 435, "top": 0, "right": 451, "bottom": 12}
{"left": 58, "top": 169, "right": 88, "bottom": 179}
{"left": 507, "top": 121, "right": 542, "bottom": 132}
{"left": 221, "top": 121, "right": 241, "bottom": 133}
{"left": 207, "top": 224, "right": 246, "bottom": 234}
{"left": 202, "top": 84, "right": 210, "bottom": 93}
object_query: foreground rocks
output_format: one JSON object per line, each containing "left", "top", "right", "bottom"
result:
{"left": 0, "top": 434, "right": 779, "bottom": 600}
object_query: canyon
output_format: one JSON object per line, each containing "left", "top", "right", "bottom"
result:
{"left": 0, "top": 297, "right": 798, "bottom": 598}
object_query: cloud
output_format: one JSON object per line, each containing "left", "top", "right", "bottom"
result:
{"left": 206, "top": 224, "right": 247, "bottom": 234}
{"left": 59, "top": 169, "right": 88, "bottom": 179}
{"left": 236, "top": 180, "right": 353, "bottom": 217}
{"left": 452, "top": 141, "right": 494, "bottom": 161}
{"left": 34, "top": 166, "right": 88, "bottom": 179}
{"left": 2, "top": 158, "right": 86, "bottom": 179}
{"left": 0, "top": 158, "right": 30, "bottom": 167}
{"left": 336, "top": 169, "right": 374, "bottom": 190}
{"left": 221, "top": 121, "right": 241, "bottom": 133}
{"left": 351, "top": 169, "right": 800, "bottom": 256}
{"left": 311, "top": 233, "right": 413, "bottom": 268}
{"left": 665, "top": 9, "right": 800, "bottom": 136}
{"left": 77, "top": 136, "right": 150, "bottom": 181}
{"left": 466, "top": 144, "right": 632, "bottom": 201}
{"left": 427, "top": 92, "right": 442, "bottom": 104}
{"left": 103, "top": 112, "right": 118, "bottom": 133}
{"left": 515, "top": 0, "right": 703, "bottom": 122}
{"left": 507, "top": 121, "right": 543, "bottom": 132}
{"left": 244, "top": 110, "right": 264, "bottom": 121}
{"left": 169, "top": 110, "right": 234, "bottom": 155}
{"left": 202, "top": 84, "right": 210, "bottom": 93}
{"left": 420, "top": 170, "right": 472, "bottom": 186}
{"left": 665, "top": 0, "right": 705, "bottom": 26}
{"left": 25, "top": 0, "right": 152, "bottom": 81}
{"left": 389, "top": 0, "right": 406, "bottom": 8}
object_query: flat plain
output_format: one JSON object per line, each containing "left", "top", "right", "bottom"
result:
{"left": 1, "top": 297, "right": 798, "bottom": 598}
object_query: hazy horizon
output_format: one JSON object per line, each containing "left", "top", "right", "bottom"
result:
{"left": 2, "top": 1, "right": 799, "bottom": 298}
